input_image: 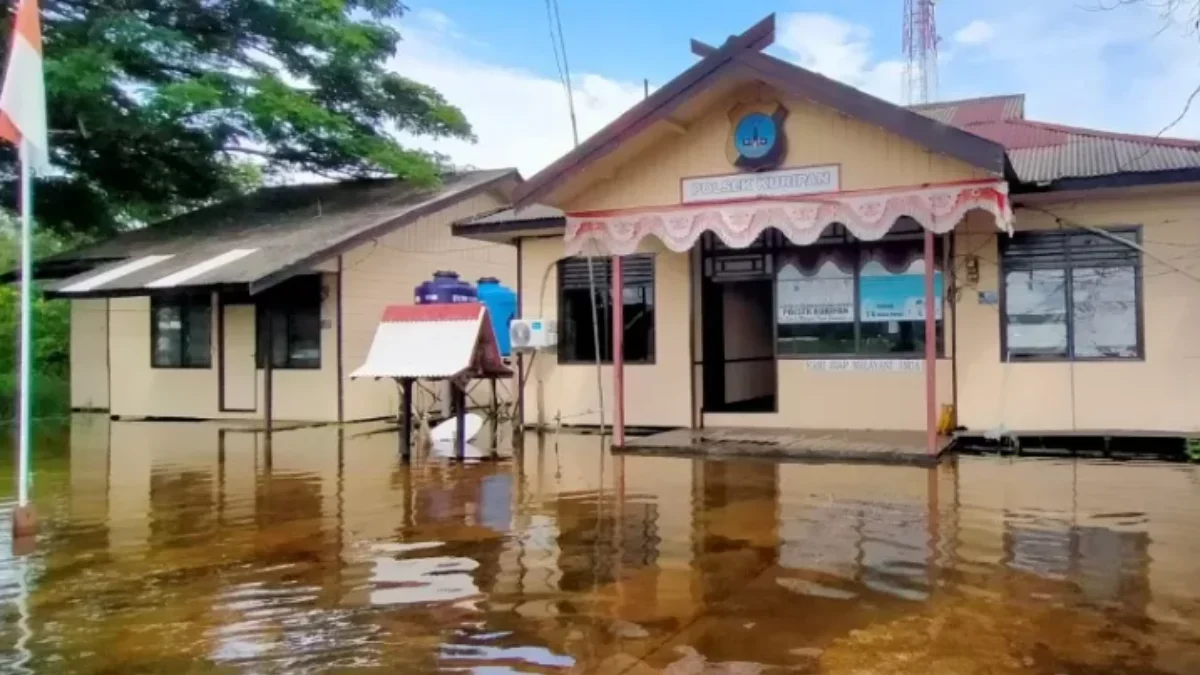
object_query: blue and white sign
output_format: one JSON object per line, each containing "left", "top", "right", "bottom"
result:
{"left": 734, "top": 112, "right": 778, "bottom": 161}
{"left": 859, "top": 270, "right": 943, "bottom": 322}
{"left": 728, "top": 106, "right": 788, "bottom": 170}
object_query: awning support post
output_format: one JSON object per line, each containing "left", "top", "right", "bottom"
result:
{"left": 455, "top": 382, "right": 467, "bottom": 461}
{"left": 263, "top": 305, "right": 274, "bottom": 443}
{"left": 400, "top": 378, "right": 413, "bottom": 463}
{"left": 612, "top": 254, "right": 625, "bottom": 448}
{"left": 924, "top": 229, "right": 937, "bottom": 456}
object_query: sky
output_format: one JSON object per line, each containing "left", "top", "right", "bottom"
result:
{"left": 389, "top": 0, "right": 1200, "bottom": 178}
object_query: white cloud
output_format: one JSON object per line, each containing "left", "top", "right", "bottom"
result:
{"left": 384, "top": 4, "right": 1200, "bottom": 182}
{"left": 954, "top": 20, "right": 996, "bottom": 46}
{"left": 388, "top": 19, "right": 644, "bottom": 177}
{"left": 773, "top": 13, "right": 905, "bottom": 103}
{"left": 412, "top": 7, "right": 452, "bottom": 33}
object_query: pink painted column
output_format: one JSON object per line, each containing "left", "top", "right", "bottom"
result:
{"left": 924, "top": 229, "right": 937, "bottom": 456}
{"left": 612, "top": 255, "right": 625, "bottom": 447}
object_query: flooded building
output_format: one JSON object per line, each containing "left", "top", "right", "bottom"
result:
{"left": 38, "top": 170, "right": 520, "bottom": 423}
{"left": 455, "top": 15, "right": 1200, "bottom": 444}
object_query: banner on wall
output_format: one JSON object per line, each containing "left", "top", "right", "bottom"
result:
{"left": 859, "top": 271, "right": 943, "bottom": 322}
{"left": 776, "top": 262, "right": 853, "bottom": 324}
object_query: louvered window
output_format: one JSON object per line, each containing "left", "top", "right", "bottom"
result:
{"left": 1000, "top": 228, "right": 1142, "bottom": 360}
{"left": 558, "top": 255, "right": 655, "bottom": 364}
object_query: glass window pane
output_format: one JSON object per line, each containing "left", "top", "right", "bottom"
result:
{"left": 269, "top": 309, "right": 289, "bottom": 368}
{"left": 623, "top": 283, "right": 653, "bottom": 363}
{"left": 154, "top": 304, "right": 182, "bottom": 367}
{"left": 289, "top": 308, "right": 321, "bottom": 368}
{"left": 858, "top": 246, "right": 942, "bottom": 355}
{"left": 184, "top": 302, "right": 211, "bottom": 367}
{"left": 1072, "top": 266, "right": 1137, "bottom": 358}
{"left": 776, "top": 251, "right": 856, "bottom": 355}
{"left": 1005, "top": 269, "right": 1068, "bottom": 357}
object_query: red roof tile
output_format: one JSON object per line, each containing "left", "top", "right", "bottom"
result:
{"left": 911, "top": 95, "right": 1200, "bottom": 184}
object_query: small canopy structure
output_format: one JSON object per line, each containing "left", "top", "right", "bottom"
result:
{"left": 351, "top": 302, "right": 511, "bottom": 461}
{"left": 351, "top": 303, "right": 510, "bottom": 381}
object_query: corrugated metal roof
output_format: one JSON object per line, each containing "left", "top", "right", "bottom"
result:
{"left": 42, "top": 169, "right": 518, "bottom": 296}
{"left": 350, "top": 303, "right": 511, "bottom": 380}
{"left": 910, "top": 94, "right": 1025, "bottom": 126}
{"left": 461, "top": 203, "right": 564, "bottom": 225}
{"left": 910, "top": 95, "right": 1200, "bottom": 184}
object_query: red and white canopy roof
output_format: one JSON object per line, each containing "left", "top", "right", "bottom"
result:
{"left": 350, "top": 303, "right": 511, "bottom": 381}
{"left": 565, "top": 179, "right": 1013, "bottom": 256}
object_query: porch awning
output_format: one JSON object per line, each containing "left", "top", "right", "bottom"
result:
{"left": 564, "top": 179, "right": 1013, "bottom": 256}
{"left": 350, "top": 303, "right": 512, "bottom": 381}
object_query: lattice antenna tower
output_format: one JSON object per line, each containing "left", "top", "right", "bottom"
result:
{"left": 903, "top": 0, "right": 939, "bottom": 104}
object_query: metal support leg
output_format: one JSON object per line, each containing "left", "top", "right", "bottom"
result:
{"left": 401, "top": 378, "right": 413, "bottom": 463}
{"left": 455, "top": 383, "right": 466, "bottom": 462}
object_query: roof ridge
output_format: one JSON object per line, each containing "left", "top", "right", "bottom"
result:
{"left": 908, "top": 93, "right": 1025, "bottom": 110}
{"left": 984, "top": 118, "right": 1200, "bottom": 148}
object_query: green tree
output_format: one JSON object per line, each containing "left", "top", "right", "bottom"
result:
{"left": 0, "top": 221, "right": 72, "bottom": 418}
{"left": 0, "top": 0, "right": 473, "bottom": 236}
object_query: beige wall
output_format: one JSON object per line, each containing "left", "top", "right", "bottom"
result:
{"left": 563, "top": 84, "right": 991, "bottom": 213}
{"left": 520, "top": 236, "right": 692, "bottom": 428}
{"left": 79, "top": 190, "right": 516, "bottom": 423}
{"left": 70, "top": 298, "right": 110, "bottom": 410}
{"left": 340, "top": 190, "right": 515, "bottom": 421}
{"left": 706, "top": 360, "right": 954, "bottom": 431}
{"left": 522, "top": 82, "right": 989, "bottom": 432}
{"left": 106, "top": 275, "right": 340, "bottom": 422}
{"left": 955, "top": 192, "right": 1200, "bottom": 433}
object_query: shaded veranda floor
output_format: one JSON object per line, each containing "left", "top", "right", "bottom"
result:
{"left": 1, "top": 416, "right": 1199, "bottom": 673}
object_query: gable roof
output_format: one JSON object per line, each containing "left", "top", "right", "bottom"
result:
{"left": 40, "top": 169, "right": 519, "bottom": 298}
{"left": 912, "top": 95, "right": 1200, "bottom": 187}
{"left": 513, "top": 14, "right": 1009, "bottom": 208}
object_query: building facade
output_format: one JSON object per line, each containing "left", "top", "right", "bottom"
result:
{"left": 56, "top": 171, "right": 519, "bottom": 423}
{"left": 456, "top": 16, "right": 1200, "bottom": 439}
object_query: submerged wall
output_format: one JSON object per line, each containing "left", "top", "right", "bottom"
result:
{"left": 104, "top": 276, "right": 340, "bottom": 421}
{"left": 339, "top": 190, "right": 515, "bottom": 422}
{"left": 954, "top": 190, "right": 1200, "bottom": 433}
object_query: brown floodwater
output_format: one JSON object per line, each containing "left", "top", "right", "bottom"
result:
{"left": 2, "top": 415, "right": 1200, "bottom": 674}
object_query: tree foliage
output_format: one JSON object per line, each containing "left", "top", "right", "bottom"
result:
{"left": 0, "top": 222, "right": 72, "bottom": 419}
{"left": 0, "top": 0, "right": 473, "bottom": 235}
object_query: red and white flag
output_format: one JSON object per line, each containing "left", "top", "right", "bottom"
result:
{"left": 0, "top": 0, "right": 48, "bottom": 172}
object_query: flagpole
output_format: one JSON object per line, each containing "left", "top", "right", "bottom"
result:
{"left": 13, "top": 137, "right": 37, "bottom": 538}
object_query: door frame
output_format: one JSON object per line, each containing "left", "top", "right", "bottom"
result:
{"left": 698, "top": 232, "right": 780, "bottom": 415}
{"left": 218, "top": 294, "right": 258, "bottom": 413}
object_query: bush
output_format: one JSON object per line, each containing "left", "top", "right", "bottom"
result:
{"left": 0, "top": 221, "right": 76, "bottom": 422}
{"left": 0, "top": 370, "right": 70, "bottom": 421}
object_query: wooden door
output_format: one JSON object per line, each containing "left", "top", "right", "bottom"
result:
{"left": 221, "top": 304, "right": 257, "bottom": 412}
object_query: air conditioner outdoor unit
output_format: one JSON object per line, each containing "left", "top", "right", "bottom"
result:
{"left": 510, "top": 318, "right": 557, "bottom": 351}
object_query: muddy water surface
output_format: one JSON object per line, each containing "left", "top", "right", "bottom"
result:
{"left": 1, "top": 415, "right": 1199, "bottom": 674}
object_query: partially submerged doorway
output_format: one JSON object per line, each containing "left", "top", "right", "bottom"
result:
{"left": 700, "top": 233, "right": 777, "bottom": 413}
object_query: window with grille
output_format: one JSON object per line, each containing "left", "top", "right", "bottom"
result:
{"left": 558, "top": 255, "right": 655, "bottom": 364}
{"left": 1000, "top": 228, "right": 1142, "bottom": 361}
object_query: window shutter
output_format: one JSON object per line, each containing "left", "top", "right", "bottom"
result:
{"left": 1003, "top": 231, "right": 1068, "bottom": 269}
{"left": 622, "top": 255, "right": 655, "bottom": 285}
{"left": 560, "top": 258, "right": 610, "bottom": 291}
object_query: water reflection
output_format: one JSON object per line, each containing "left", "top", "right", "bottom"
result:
{"left": 0, "top": 415, "right": 1198, "bottom": 673}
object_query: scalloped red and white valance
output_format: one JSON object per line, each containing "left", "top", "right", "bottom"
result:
{"left": 564, "top": 179, "right": 1013, "bottom": 256}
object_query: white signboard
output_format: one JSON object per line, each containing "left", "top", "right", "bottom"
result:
{"left": 777, "top": 260, "right": 853, "bottom": 325}
{"left": 682, "top": 165, "right": 840, "bottom": 204}
{"left": 805, "top": 359, "right": 924, "bottom": 373}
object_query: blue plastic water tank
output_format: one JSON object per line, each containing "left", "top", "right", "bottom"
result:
{"left": 476, "top": 276, "right": 517, "bottom": 356}
{"left": 414, "top": 270, "right": 477, "bottom": 304}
